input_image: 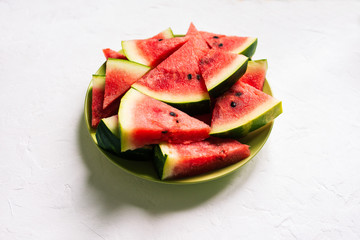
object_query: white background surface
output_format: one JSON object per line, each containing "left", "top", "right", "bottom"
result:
{"left": 1, "top": 0, "right": 360, "bottom": 239}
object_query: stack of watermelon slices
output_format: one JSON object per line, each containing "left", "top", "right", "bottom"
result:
{"left": 90, "top": 23, "right": 282, "bottom": 180}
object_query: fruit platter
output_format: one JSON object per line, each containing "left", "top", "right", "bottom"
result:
{"left": 84, "top": 23, "right": 282, "bottom": 184}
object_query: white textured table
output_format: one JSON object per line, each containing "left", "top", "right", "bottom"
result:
{"left": 1, "top": 1, "right": 360, "bottom": 239}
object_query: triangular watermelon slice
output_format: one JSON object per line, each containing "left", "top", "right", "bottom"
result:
{"left": 151, "top": 27, "right": 174, "bottom": 39}
{"left": 122, "top": 37, "right": 189, "bottom": 67}
{"left": 103, "top": 28, "right": 173, "bottom": 62}
{"left": 210, "top": 82, "right": 282, "bottom": 138}
{"left": 118, "top": 88, "right": 211, "bottom": 151}
{"left": 199, "top": 49, "right": 248, "bottom": 98}
{"left": 103, "top": 48, "right": 127, "bottom": 60}
{"left": 238, "top": 59, "right": 268, "bottom": 91}
{"left": 200, "top": 31, "right": 257, "bottom": 58}
{"left": 154, "top": 137, "right": 250, "bottom": 180}
{"left": 91, "top": 75, "right": 119, "bottom": 128}
{"left": 185, "top": 23, "right": 210, "bottom": 59}
{"left": 132, "top": 26, "right": 211, "bottom": 114}
{"left": 103, "top": 59, "right": 150, "bottom": 109}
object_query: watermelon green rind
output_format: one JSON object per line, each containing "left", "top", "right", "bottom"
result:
{"left": 238, "top": 38, "right": 258, "bottom": 58}
{"left": 206, "top": 56, "right": 249, "bottom": 98}
{"left": 168, "top": 99, "right": 211, "bottom": 115}
{"left": 96, "top": 116, "right": 153, "bottom": 161}
{"left": 210, "top": 100, "right": 282, "bottom": 138}
{"left": 153, "top": 145, "right": 167, "bottom": 179}
{"left": 96, "top": 118, "right": 121, "bottom": 154}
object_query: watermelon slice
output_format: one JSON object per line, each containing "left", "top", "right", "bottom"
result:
{"left": 103, "top": 48, "right": 127, "bottom": 60}
{"left": 200, "top": 31, "right": 257, "bottom": 58}
{"left": 91, "top": 75, "right": 119, "bottom": 128}
{"left": 239, "top": 59, "right": 267, "bottom": 91}
{"left": 103, "top": 59, "right": 150, "bottom": 109}
{"left": 199, "top": 49, "right": 248, "bottom": 98}
{"left": 151, "top": 27, "right": 174, "bottom": 39}
{"left": 132, "top": 33, "right": 211, "bottom": 114}
{"left": 118, "top": 88, "right": 211, "bottom": 151}
{"left": 122, "top": 37, "right": 189, "bottom": 67}
{"left": 154, "top": 137, "right": 250, "bottom": 180}
{"left": 210, "top": 82, "right": 282, "bottom": 138}
{"left": 185, "top": 23, "right": 210, "bottom": 59}
{"left": 96, "top": 115, "right": 153, "bottom": 160}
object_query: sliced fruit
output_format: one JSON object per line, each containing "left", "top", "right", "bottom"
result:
{"left": 239, "top": 59, "right": 267, "bottom": 91}
{"left": 154, "top": 137, "right": 250, "bottom": 180}
{"left": 199, "top": 49, "right": 248, "bottom": 98}
{"left": 103, "top": 48, "right": 127, "bottom": 60}
{"left": 210, "top": 82, "right": 282, "bottom": 138}
{"left": 132, "top": 30, "right": 211, "bottom": 114}
{"left": 200, "top": 31, "right": 257, "bottom": 57}
{"left": 122, "top": 37, "right": 188, "bottom": 67}
{"left": 118, "top": 88, "right": 211, "bottom": 151}
{"left": 103, "top": 59, "right": 150, "bottom": 109}
{"left": 96, "top": 115, "right": 153, "bottom": 160}
{"left": 152, "top": 27, "right": 174, "bottom": 39}
{"left": 185, "top": 23, "right": 210, "bottom": 59}
{"left": 91, "top": 75, "right": 119, "bottom": 128}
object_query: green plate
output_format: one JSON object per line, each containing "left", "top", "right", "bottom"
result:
{"left": 84, "top": 60, "right": 274, "bottom": 184}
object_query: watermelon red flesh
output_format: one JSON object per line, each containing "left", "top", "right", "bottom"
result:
{"left": 119, "top": 89, "right": 211, "bottom": 151}
{"left": 103, "top": 59, "right": 150, "bottom": 109}
{"left": 199, "top": 31, "right": 257, "bottom": 57}
{"left": 185, "top": 23, "right": 210, "bottom": 59}
{"left": 155, "top": 137, "right": 250, "bottom": 180}
{"left": 210, "top": 81, "right": 281, "bottom": 136}
{"left": 122, "top": 37, "right": 189, "bottom": 67}
{"left": 91, "top": 75, "right": 119, "bottom": 128}
{"left": 238, "top": 60, "right": 267, "bottom": 91}
{"left": 103, "top": 48, "right": 127, "bottom": 60}
{"left": 132, "top": 31, "right": 210, "bottom": 106}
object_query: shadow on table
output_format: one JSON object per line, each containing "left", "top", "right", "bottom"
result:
{"left": 77, "top": 114, "right": 257, "bottom": 216}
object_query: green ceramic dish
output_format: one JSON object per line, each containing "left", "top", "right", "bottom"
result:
{"left": 84, "top": 60, "right": 274, "bottom": 184}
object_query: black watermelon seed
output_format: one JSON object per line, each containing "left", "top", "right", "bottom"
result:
{"left": 158, "top": 39, "right": 163, "bottom": 41}
{"left": 218, "top": 43, "right": 223, "bottom": 47}
{"left": 196, "top": 74, "right": 201, "bottom": 80}
{"left": 176, "top": 120, "right": 179, "bottom": 123}
{"left": 169, "top": 112, "right": 177, "bottom": 117}
{"left": 213, "top": 36, "right": 219, "bottom": 39}
{"left": 162, "top": 130, "right": 168, "bottom": 134}
{"left": 230, "top": 101, "right": 237, "bottom": 108}
{"left": 235, "top": 92, "right": 242, "bottom": 96}
{"left": 187, "top": 74, "right": 192, "bottom": 80}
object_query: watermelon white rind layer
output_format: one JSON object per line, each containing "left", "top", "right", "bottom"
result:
{"left": 210, "top": 99, "right": 282, "bottom": 138}
{"left": 118, "top": 90, "right": 140, "bottom": 152}
{"left": 131, "top": 84, "right": 211, "bottom": 115}
{"left": 155, "top": 27, "right": 174, "bottom": 39}
{"left": 122, "top": 40, "right": 146, "bottom": 66}
{"left": 204, "top": 55, "right": 249, "bottom": 98}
